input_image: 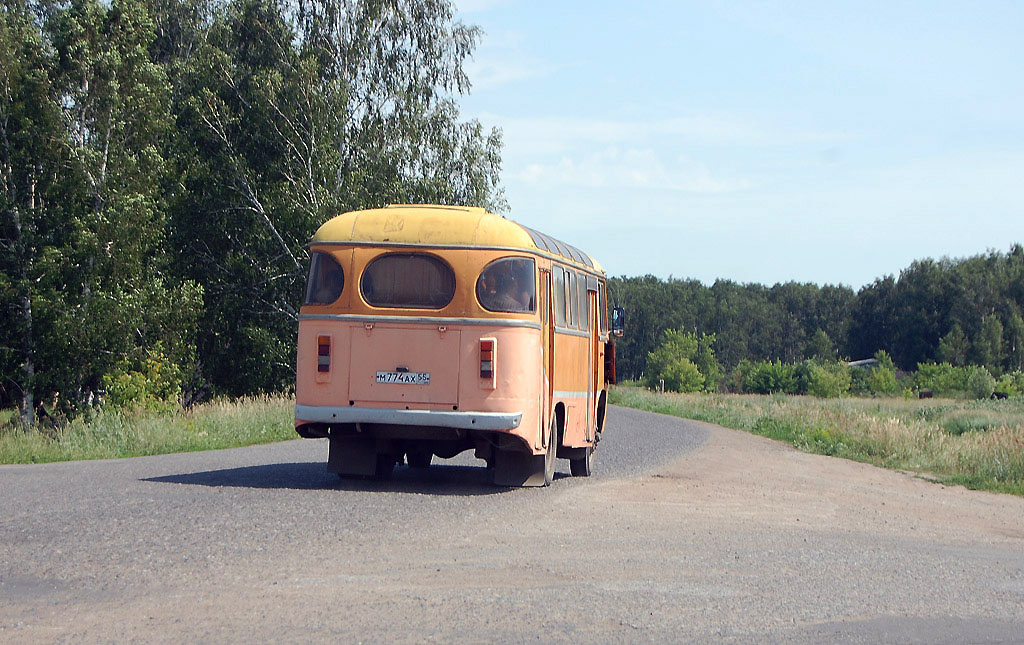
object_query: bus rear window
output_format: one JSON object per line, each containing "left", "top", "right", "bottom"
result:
{"left": 304, "top": 252, "right": 345, "bottom": 305}
{"left": 477, "top": 257, "right": 536, "bottom": 313}
{"left": 361, "top": 253, "right": 455, "bottom": 309}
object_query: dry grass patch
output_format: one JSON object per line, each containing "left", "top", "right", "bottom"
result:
{"left": 0, "top": 395, "right": 295, "bottom": 464}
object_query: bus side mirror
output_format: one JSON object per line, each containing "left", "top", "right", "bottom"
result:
{"left": 611, "top": 307, "right": 625, "bottom": 337}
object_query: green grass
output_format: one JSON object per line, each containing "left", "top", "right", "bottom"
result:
{"left": 0, "top": 395, "right": 295, "bottom": 464}
{"left": 611, "top": 385, "right": 1024, "bottom": 497}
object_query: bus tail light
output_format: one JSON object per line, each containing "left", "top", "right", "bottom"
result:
{"left": 317, "top": 335, "right": 331, "bottom": 373}
{"left": 480, "top": 338, "right": 496, "bottom": 387}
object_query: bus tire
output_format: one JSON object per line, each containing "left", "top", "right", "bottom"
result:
{"left": 373, "top": 452, "right": 396, "bottom": 480}
{"left": 569, "top": 444, "right": 594, "bottom": 477}
{"left": 492, "top": 419, "right": 556, "bottom": 487}
{"left": 328, "top": 436, "right": 376, "bottom": 477}
{"left": 406, "top": 449, "right": 432, "bottom": 469}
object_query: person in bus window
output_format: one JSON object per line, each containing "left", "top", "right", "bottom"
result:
{"left": 513, "top": 263, "right": 534, "bottom": 311}
{"left": 493, "top": 269, "right": 524, "bottom": 311}
{"left": 315, "top": 264, "right": 343, "bottom": 303}
{"left": 478, "top": 258, "right": 534, "bottom": 313}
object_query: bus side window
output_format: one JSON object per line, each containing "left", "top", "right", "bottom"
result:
{"left": 599, "top": 280, "right": 608, "bottom": 333}
{"left": 566, "top": 270, "right": 576, "bottom": 328}
{"left": 578, "top": 274, "right": 589, "bottom": 332}
{"left": 477, "top": 257, "right": 536, "bottom": 313}
{"left": 553, "top": 266, "right": 567, "bottom": 327}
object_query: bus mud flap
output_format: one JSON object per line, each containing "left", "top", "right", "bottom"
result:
{"left": 328, "top": 436, "right": 377, "bottom": 476}
{"left": 493, "top": 449, "right": 547, "bottom": 487}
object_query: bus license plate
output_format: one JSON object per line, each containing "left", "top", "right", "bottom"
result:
{"left": 376, "top": 371, "right": 430, "bottom": 385}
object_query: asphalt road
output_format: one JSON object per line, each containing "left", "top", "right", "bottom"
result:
{"left": 2, "top": 405, "right": 1023, "bottom": 643}
{"left": 0, "top": 405, "right": 704, "bottom": 640}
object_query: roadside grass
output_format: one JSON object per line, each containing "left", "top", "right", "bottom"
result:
{"left": 610, "top": 385, "right": 1024, "bottom": 497}
{"left": 0, "top": 395, "right": 295, "bottom": 465}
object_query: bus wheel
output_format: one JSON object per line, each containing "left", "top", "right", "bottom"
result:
{"left": 373, "top": 453, "right": 396, "bottom": 480}
{"left": 406, "top": 449, "right": 432, "bottom": 469}
{"left": 492, "top": 420, "right": 556, "bottom": 487}
{"left": 569, "top": 444, "right": 594, "bottom": 477}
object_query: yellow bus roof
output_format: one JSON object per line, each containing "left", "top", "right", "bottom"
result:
{"left": 312, "top": 204, "right": 605, "bottom": 274}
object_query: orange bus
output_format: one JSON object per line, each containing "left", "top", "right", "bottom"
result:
{"left": 294, "top": 205, "right": 620, "bottom": 486}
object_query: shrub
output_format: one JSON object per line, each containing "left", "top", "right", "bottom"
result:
{"left": 102, "top": 343, "right": 184, "bottom": 410}
{"left": 741, "top": 360, "right": 800, "bottom": 394}
{"left": 916, "top": 362, "right": 970, "bottom": 397}
{"left": 644, "top": 355, "right": 704, "bottom": 392}
{"left": 849, "top": 365, "right": 870, "bottom": 396}
{"left": 805, "top": 361, "right": 852, "bottom": 398}
{"left": 942, "top": 413, "right": 1001, "bottom": 435}
{"left": 966, "top": 366, "right": 996, "bottom": 400}
{"left": 867, "top": 365, "right": 900, "bottom": 396}
{"left": 644, "top": 329, "right": 719, "bottom": 393}
{"left": 996, "top": 371, "right": 1024, "bottom": 397}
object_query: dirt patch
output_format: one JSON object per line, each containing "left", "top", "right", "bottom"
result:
{"left": 586, "top": 419, "right": 1024, "bottom": 546}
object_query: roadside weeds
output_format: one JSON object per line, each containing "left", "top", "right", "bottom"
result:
{"left": 610, "top": 386, "right": 1024, "bottom": 497}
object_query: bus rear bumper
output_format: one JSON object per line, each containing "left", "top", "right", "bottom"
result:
{"left": 294, "top": 405, "right": 523, "bottom": 431}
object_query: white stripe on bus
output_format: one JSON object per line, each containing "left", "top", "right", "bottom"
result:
{"left": 553, "top": 390, "right": 591, "bottom": 399}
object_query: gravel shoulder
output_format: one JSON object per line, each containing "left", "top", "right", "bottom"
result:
{"left": 2, "top": 406, "right": 1023, "bottom": 643}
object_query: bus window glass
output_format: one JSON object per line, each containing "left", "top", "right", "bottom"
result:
{"left": 304, "top": 252, "right": 344, "bottom": 305}
{"left": 578, "top": 275, "right": 589, "bottom": 331}
{"left": 599, "top": 281, "right": 608, "bottom": 332}
{"left": 553, "top": 266, "right": 567, "bottom": 326}
{"left": 566, "top": 270, "right": 576, "bottom": 328}
{"left": 477, "top": 257, "right": 536, "bottom": 313}
{"left": 361, "top": 253, "right": 455, "bottom": 309}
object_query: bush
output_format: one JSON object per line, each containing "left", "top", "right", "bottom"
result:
{"left": 966, "top": 366, "right": 996, "bottom": 400}
{"left": 644, "top": 329, "right": 719, "bottom": 393}
{"left": 916, "top": 362, "right": 970, "bottom": 397}
{"left": 741, "top": 360, "right": 800, "bottom": 394}
{"left": 867, "top": 366, "right": 900, "bottom": 396}
{"left": 805, "top": 361, "right": 852, "bottom": 398}
{"left": 644, "top": 356, "right": 704, "bottom": 392}
{"left": 942, "top": 413, "right": 1001, "bottom": 435}
{"left": 996, "top": 371, "right": 1024, "bottom": 397}
{"left": 102, "top": 343, "right": 183, "bottom": 410}
{"left": 849, "top": 365, "right": 870, "bottom": 396}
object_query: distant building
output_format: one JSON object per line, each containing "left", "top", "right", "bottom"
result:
{"left": 847, "top": 358, "right": 879, "bottom": 370}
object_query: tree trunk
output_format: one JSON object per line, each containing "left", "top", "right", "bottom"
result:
{"left": 9, "top": 180, "right": 36, "bottom": 429}
{"left": 20, "top": 293, "right": 35, "bottom": 429}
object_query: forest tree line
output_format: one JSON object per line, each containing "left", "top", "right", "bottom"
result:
{"left": 1, "top": 0, "right": 504, "bottom": 426}
{"left": 608, "top": 245, "right": 1024, "bottom": 384}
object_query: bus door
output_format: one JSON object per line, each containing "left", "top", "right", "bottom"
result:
{"left": 539, "top": 269, "right": 553, "bottom": 443}
{"left": 587, "top": 288, "right": 599, "bottom": 441}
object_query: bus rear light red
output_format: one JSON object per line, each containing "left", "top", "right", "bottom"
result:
{"left": 317, "top": 335, "right": 331, "bottom": 373}
{"left": 480, "top": 339, "right": 495, "bottom": 380}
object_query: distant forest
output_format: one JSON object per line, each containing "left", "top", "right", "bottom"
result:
{"left": 608, "top": 245, "right": 1024, "bottom": 382}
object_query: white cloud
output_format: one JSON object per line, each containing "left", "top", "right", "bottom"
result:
{"left": 461, "top": 27, "right": 553, "bottom": 91}
{"left": 464, "top": 58, "right": 549, "bottom": 92}
{"left": 517, "top": 147, "right": 749, "bottom": 193}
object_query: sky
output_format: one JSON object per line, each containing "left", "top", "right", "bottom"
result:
{"left": 453, "top": 0, "right": 1024, "bottom": 288}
